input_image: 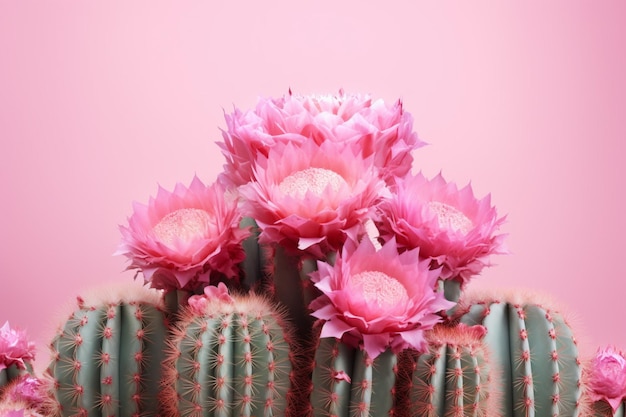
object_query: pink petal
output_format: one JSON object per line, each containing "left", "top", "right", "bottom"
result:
{"left": 319, "top": 319, "right": 355, "bottom": 341}
{"left": 362, "top": 333, "right": 391, "bottom": 360}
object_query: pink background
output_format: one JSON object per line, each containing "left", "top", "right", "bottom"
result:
{"left": 1, "top": 1, "right": 625, "bottom": 367}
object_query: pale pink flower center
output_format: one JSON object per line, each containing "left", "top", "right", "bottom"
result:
{"left": 351, "top": 271, "right": 409, "bottom": 308}
{"left": 428, "top": 201, "right": 473, "bottom": 234}
{"left": 279, "top": 167, "right": 347, "bottom": 198}
{"left": 153, "top": 208, "right": 213, "bottom": 247}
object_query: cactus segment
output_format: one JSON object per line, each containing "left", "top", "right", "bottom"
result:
{"left": 48, "top": 288, "right": 167, "bottom": 417}
{"left": 399, "top": 325, "right": 493, "bottom": 417}
{"left": 310, "top": 337, "right": 397, "bottom": 417}
{"left": 350, "top": 349, "right": 373, "bottom": 417}
{"left": 240, "top": 217, "right": 265, "bottom": 291}
{"left": 364, "top": 348, "right": 396, "bottom": 417}
{"left": 457, "top": 295, "right": 582, "bottom": 417}
{"left": 310, "top": 337, "right": 354, "bottom": 417}
{"left": 0, "top": 364, "right": 30, "bottom": 391}
{"left": 165, "top": 294, "right": 293, "bottom": 417}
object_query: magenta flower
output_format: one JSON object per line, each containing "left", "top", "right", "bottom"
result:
{"left": 116, "top": 176, "right": 251, "bottom": 292}
{"left": 377, "top": 172, "right": 507, "bottom": 287}
{"left": 187, "top": 282, "right": 234, "bottom": 315}
{"left": 218, "top": 89, "right": 424, "bottom": 188}
{"left": 588, "top": 346, "right": 626, "bottom": 412}
{"left": 0, "top": 322, "right": 35, "bottom": 372}
{"left": 309, "top": 238, "right": 454, "bottom": 359}
{"left": 4, "top": 376, "right": 45, "bottom": 407}
{"left": 238, "top": 140, "right": 387, "bottom": 258}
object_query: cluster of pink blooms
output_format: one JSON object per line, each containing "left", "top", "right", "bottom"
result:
{"left": 118, "top": 90, "right": 507, "bottom": 359}
{"left": 588, "top": 346, "right": 626, "bottom": 412}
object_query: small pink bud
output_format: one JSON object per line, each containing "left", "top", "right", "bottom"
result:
{"left": 331, "top": 370, "right": 351, "bottom": 383}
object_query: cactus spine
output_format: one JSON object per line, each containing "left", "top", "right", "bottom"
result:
{"left": 47, "top": 285, "right": 168, "bottom": 417}
{"left": 162, "top": 293, "right": 293, "bottom": 417}
{"left": 455, "top": 291, "right": 582, "bottom": 417}
{"left": 310, "top": 335, "right": 397, "bottom": 417}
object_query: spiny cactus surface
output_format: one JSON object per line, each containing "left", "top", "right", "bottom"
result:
{"left": 455, "top": 292, "right": 582, "bottom": 417}
{"left": 162, "top": 293, "right": 294, "bottom": 417}
{"left": 47, "top": 286, "right": 168, "bottom": 417}
{"left": 310, "top": 336, "right": 397, "bottom": 417}
{"left": 395, "top": 324, "right": 495, "bottom": 417}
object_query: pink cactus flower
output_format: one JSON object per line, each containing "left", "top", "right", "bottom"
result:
{"left": 116, "top": 176, "right": 251, "bottom": 292}
{"left": 377, "top": 172, "right": 507, "bottom": 287}
{"left": 218, "top": 89, "right": 424, "bottom": 188}
{"left": 309, "top": 238, "right": 454, "bottom": 359}
{"left": 238, "top": 140, "right": 387, "bottom": 258}
{"left": 4, "top": 376, "right": 45, "bottom": 407}
{"left": 588, "top": 346, "right": 626, "bottom": 412}
{"left": 0, "top": 322, "right": 35, "bottom": 372}
{"left": 188, "top": 282, "right": 234, "bottom": 315}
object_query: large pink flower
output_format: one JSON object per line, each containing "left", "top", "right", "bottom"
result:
{"left": 588, "top": 346, "right": 626, "bottom": 412}
{"left": 116, "top": 176, "right": 250, "bottom": 292}
{"left": 238, "top": 140, "right": 387, "bottom": 258}
{"left": 309, "top": 238, "right": 454, "bottom": 359}
{"left": 0, "top": 322, "right": 35, "bottom": 372}
{"left": 377, "top": 172, "right": 507, "bottom": 287}
{"left": 218, "top": 89, "right": 424, "bottom": 188}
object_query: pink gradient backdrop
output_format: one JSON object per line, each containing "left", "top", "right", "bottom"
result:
{"left": 2, "top": 1, "right": 625, "bottom": 366}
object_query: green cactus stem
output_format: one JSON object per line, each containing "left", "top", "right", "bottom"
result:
{"left": 0, "top": 363, "right": 33, "bottom": 392}
{"left": 47, "top": 285, "right": 168, "bottom": 417}
{"left": 454, "top": 290, "right": 583, "bottom": 417}
{"left": 310, "top": 335, "right": 397, "bottom": 417}
{"left": 162, "top": 292, "right": 294, "bottom": 417}
{"left": 239, "top": 217, "right": 267, "bottom": 292}
{"left": 395, "top": 323, "right": 495, "bottom": 417}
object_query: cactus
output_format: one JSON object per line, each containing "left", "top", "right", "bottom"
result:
{"left": 453, "top": 290, "right": 582, "bottom": 417}
{"left": 239, "top": 217, "right": 268, "bottom": 292}
{"left": 395, "top": 323, "right": 496, "bottom": 417}
{"left": 162, "top": 292, "right": 294, "bottom": 417}
{"left": 309, "top": 333, "right": 397, "bottom": 417}
{"left": 0, "top": 364, "right": 33, "bottom": 393}
{"left": 591, "top": 400, "right": 626, "bottom": 417}
{"left": 47, "top": 284, "right": 168, "bottom": 417}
